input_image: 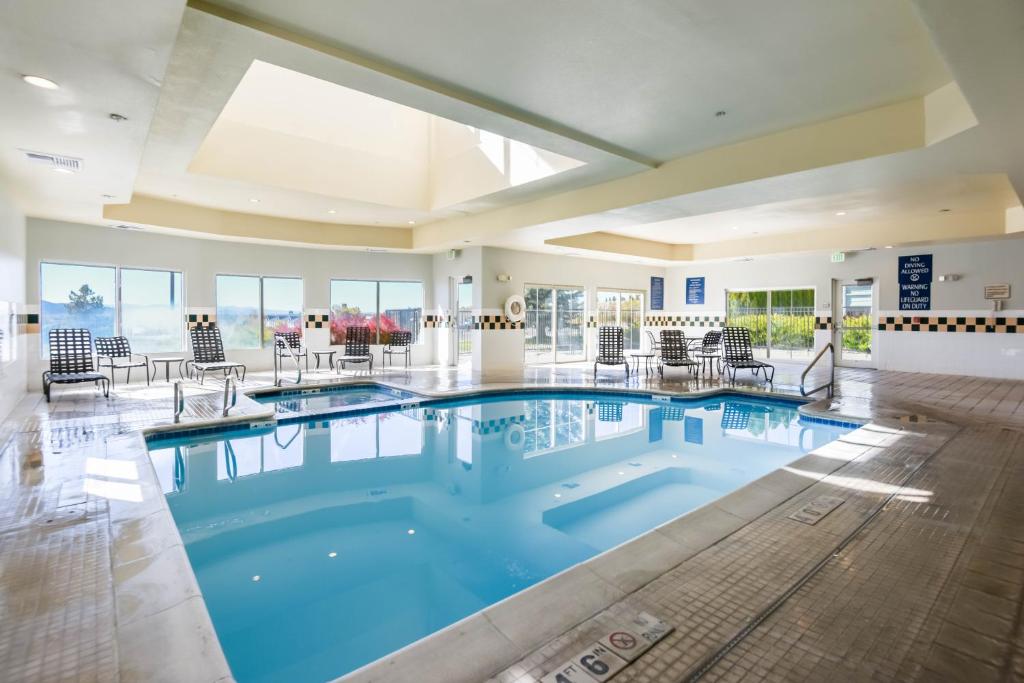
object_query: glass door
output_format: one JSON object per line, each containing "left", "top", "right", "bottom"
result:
{"left": 833, "top": 280, "right": 875, "bottom": 367}
{"left": 525, "top": 285, "right": 585, "bottom": 363}
{"left": 457, "top": 278, "right": 473, "bottom": 361}
{"left": 596, "top": 289, "right": 645, "bottom": 352}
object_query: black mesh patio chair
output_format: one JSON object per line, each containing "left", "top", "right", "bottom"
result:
{"left": 274, "top": 331, "right": 308, "bottom": 371}
{"left": 659, "top": 329, "right": 700, "bottom": 378}
{"left": 721, "top": 326, "right": 775, "bottom": 383}
{"left": 95, "top": 336, "right": 150, "bottom": 387}
{"left": 42, "top": 328, "right": 109, "bottom": 402}
{"left": 594, "top": 326, "right": 629, "bottom": 379}
{"left": 187, "top": 324, "right": 246, "bottom": 384}
{"left": 382, "top": 330, "right": 412, "bottom": 368}
{"left": 692, "top": 330, "right": 722, "bottom": 374}
{"left": 336, "top": 325, "right": 374, "bottom": 371}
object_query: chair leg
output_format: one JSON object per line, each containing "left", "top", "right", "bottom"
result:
{"left": 126, "top": 366, "right": 131, "bottom": 386}
{"left": 145, "top": 364, "right": 150, "bottom": 386}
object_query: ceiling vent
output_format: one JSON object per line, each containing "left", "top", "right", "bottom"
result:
{"left": 21, "top": 149, "right": 83, "bottom": 173}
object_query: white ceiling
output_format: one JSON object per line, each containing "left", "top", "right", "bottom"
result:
{"left": 0, "top": 0, "right": 184, "bottom": 220}
{"left": 203, "top": 0, "right": 951, "bottom": 162}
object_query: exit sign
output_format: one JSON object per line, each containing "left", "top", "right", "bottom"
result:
{"left": 831, "top": 252, "right": 846, "bottom": 263}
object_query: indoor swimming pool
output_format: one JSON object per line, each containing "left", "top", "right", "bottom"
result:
{"left": 147, "top": 391, "right": 852, "bottom": 683}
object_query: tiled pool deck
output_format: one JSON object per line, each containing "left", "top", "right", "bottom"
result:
{"left": 1, "top": 362, "right": 1023, "bottom": 682}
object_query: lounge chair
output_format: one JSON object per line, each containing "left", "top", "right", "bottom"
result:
{"left": 721, "top": 326, "right": 775, "bottom": 383}
{"left": 382, "top": 330, "right": 412, "bottom": 367}
{"left": 659, "top": 329, "right": 700, "bottom": 378}
{"left": 187, "top": 324, "right": 246, "bottom": 384}
{"left": 95, "top": 336, "right": 150, "bottom": 387}
{"left": 594, "top": 326, "right": 629, "bottom": 379}
{"left": 336, "top": 325, "right": 374, "bottom": 371}
{"left": 692, "top": 330, "right": 722, "bottom": 375}
{"left": 42, "top": 328, "right": 110, "bottom": 402}
{"left": 645, "top": 329, "right": 661, "bottom": 354}
{"left": 274, "top": 331, "right": 308, "bottom": 371}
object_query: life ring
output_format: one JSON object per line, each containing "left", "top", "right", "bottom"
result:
{"left": 504, "top": 423, "right": 525, "bottom": 450}
{"left": 504, "top": 294, "right": 526, "bottom": 324}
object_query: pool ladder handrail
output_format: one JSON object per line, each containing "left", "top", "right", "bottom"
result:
{"left": 273, "top": 343, "right": 303, "bottom": 387}
{"left": 223, "top": 377, "right": 237, "bottom": 417}
{"left": 800, "top": 342, "right": 834, "bottom": 398}
{"left": 173, "top": 381, "right": 185, "bottom": 423}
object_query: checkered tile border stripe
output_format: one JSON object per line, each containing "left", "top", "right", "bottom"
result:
{"left": 186, "top": 313, "right": 216, "bottom": 330}
{"left": 473, "top": 315, "right": 523, "bottom": 330}
{"left": 473, "top": 415, "right": 525, "bottom": 435}
{"left": 877, "top": 315, "right": 1023, "bottom": 333}
{"left": 815, "top": 316, "right": 832, "bottom": 330}
{"left": 304, "top": 313, "right": 329, "bottom": 329}
{"left": 16, "top": 312, "right": 40, "bottom": 334}
{"left": 646, "top": 315, "right": 725, "bottom": 328}
{"left": 423, "top": 314, "right": 452, "bottom": 329}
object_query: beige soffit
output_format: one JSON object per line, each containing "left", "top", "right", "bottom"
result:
{"left": 548, "top": 209, "right": 1010, "bottom": 263}
{"left": 104, "top": 195, "right": 413, "bottom": 249}
{"left": 414, "top": 84, "right": 979, "bottom": 251}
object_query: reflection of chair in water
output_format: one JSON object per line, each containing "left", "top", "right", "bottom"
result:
{"left": 661, "top": 405, "right": 686, "bottom": 421}
{"left": 597, "top": 401, "right": 623, "bottom": 422}
{"left": 720, "top": 402, "right": 752, "bottom": 430}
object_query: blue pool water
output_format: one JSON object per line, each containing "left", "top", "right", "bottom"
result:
{"left": 148, "top": 391, "right": 851, "bottom": 683}
{"left": 252, "top": 384, "right": 418, "bottom": 415}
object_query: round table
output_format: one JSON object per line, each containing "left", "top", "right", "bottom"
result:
{"left": 311, "top": 350, "right": 336, "bottom": 370}
{"left": 151, "top": 357, "right": 185, "bottom": 382}
{"left": 630, "top": 352, "right": 657, "bottom": 376}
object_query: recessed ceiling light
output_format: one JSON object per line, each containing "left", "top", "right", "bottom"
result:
{"left": 835, "top": 211, "right": 846, "bottom": 216}
{"left": 885, "top": 245, "right": 894, "bottom": 249}
{"left": 249, "top": 198, "right": 260, "bottom": 203}
{"left": 108, "top": 113, "right": 128, "bottom": 123}
{"left": 407, "top": 528, "right": 416, "bottom": 535}
{"left": 328, "top": 551, "right": 337, "bottom": 558}
{"left": 327, "top": 209, "right": 336, "bottom": 214}
{"left": 251, "top": 575, "right": 261, "bottom": 582}
{"left": 407, "top": 220, "right": 416, "bottom": 225}
{"left": 53, "top": 167, "right": 73, "bottom": 174}
{"left": 22, "top": 75, "right": 59, "bottom": 90}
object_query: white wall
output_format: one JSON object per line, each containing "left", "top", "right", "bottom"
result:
{"left": 665, "top": 236, "right": 1024, "bottom": 378}
{"left": 25, "top": 218, "right": 436, "bottom": 387}
{"left": 0, "top": 190, "right": 26, "bottom": 419}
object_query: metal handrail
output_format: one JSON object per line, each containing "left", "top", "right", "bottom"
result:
{"left": 273, "top": 343, "right": 303, "bottom": 387}
{"left": 173, "top": 381, "right": 185, "bottom": 423}
{"left": 222, "top": 377, "right": 237, "bottom": 417}
{"left": 800, "top": 342, "right": 834, "bottom": 397}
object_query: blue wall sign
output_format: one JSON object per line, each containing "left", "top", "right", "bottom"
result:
{"left": 650, "top": 277, "right": 664, "bottom": 311}
{"left": 686, "top": 277, "right": 705, "bottom": 305}
{"left": 898, "top": 254, "right": 932, "bottom": 311}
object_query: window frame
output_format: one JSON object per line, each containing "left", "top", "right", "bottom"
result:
{"left": 214, "top": 273, "right": 305, "bottom": 350}
{"left": 39, "top": 260, "right": 186, "bottom": 356}
{"left": 329, "top": 278, "right": 425, "bottom": 346}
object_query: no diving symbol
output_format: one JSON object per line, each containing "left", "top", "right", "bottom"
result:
{"left": 609, "top": 631, "right": 637, "bottom": 651}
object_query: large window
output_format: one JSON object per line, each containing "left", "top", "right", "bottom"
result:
{"left": 262, "top": 277, "right": 303, "bottom": 344}
{"left": 120, "top": 268, "right": 184, "bottom": 352}
{"left": 216, "top": 275, "right": 304, "bottom": 349}
{"left": 597, "top": 289, "right": 645, "bottom": 351}
{"left": 726, "top": 288, "right": 815, "bottom": 360}
{"left": 40, "top": 262, "right": 184, "bottom": 354}
{"left": 330, "top": 279, "right": 423, "bottom": 345}
{"left": 216, "top": 275, "right": 261, "bottom": 349}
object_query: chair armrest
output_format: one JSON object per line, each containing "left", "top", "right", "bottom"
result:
{"left": 133, "top": 353, "right": 150, "bottom": 364}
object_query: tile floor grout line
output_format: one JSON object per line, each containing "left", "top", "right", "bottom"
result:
{"left": 679, "top": 421, "right": 967, "bottom": 682}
